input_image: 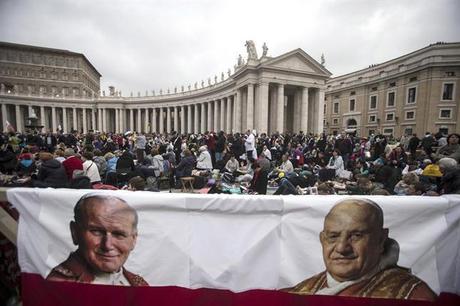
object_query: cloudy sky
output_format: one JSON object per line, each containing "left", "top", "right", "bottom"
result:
{"left": 1, "top": 0, "right": 459, "bottom": 95}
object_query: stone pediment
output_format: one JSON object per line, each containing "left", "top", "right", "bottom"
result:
{"left": 262, "top": 49, "right": 332, "bottom": 76}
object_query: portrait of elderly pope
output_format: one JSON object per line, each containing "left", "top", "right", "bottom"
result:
{"left": 284, "top": 198, "right": 437, "bottom": 301}
{"left": 46, "top": 194, "right": 148, "bottom": 286}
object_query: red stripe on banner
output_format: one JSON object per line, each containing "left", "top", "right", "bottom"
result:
{"left": 22, "top": 273, "right": 460, "bottom": 306}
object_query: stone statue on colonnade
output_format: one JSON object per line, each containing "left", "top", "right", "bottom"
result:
{"left": 245, "top": 40, "right": 258, "bottom": 60}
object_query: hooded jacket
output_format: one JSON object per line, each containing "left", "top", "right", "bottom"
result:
{"left": 33, "top": 159, "right": 69, "bottom": 188}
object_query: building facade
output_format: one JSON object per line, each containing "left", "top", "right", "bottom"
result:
{"left": 1, "top": 41, "right": 459, "bottom": 137}
{"left": 324, "top": 42, "right": 460, "bottom": 137}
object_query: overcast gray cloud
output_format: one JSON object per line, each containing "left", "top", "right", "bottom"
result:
{"left": 1, "top": 0, "right": 459, "bottom": 95}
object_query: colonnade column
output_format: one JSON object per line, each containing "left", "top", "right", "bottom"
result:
{"left": 213, "top": 100, "right": 219, "bottom": 132}
{"left": 73, "top": 108, "right": 77, "bottom": 132}
{"left": 115, "top": 109, "right": 119, "bottom": 133}
{"left": 200, "top": 103, "right": 206, "bottom": 133}
{"left": 173, "top": 107, "right": 179, "bottom": 132}
{"left": 258, "top": 83, "right": 269, "bottom": 134}
{"left": 144, "top": 109, "right": 149, "bottom": 133}
{"left": 276, "top": 84, "right": 285, "bottom": 133}
{"left": 235, "top": 90, "right": 242, "bottom": 133}
{"left": 62, "top": 108, "right": 67, "bottom": 133}
{"left": 40, "top": 106, "right": 45, "bottom": 129}
{"left": 317, "top": 89, "right": 325, "bottom": 134}
{"left": 300, "top": 87, "right": 309, "bottom": 133}
{"left": 104, "top": 108, "right": 108, "bottom": 132}
{"left": 15, "top": 105, "right": 22, "bottom": 133}
{"left": 120, "top": 109, "right": 125, "bottom": 133}
{"left": 137, "top": 109, "right": 141, "bottom": 132}
{"left": 129, "top": 109, "right": 134, "bottom": 132}
{"left": 226, "top": 97, "right": 232, "bottom": 133}
{"left": 187, "top": 105, "right": 192, "bottom": 134}
{"left": 246, "top": 84, "right": 254, "bottom": 130}
{"left": 151, "top": 108, "right": 156, "bottom": 133}
{"left": 180, "top": 106, "right": 185, "bottom": 134}
{"left": 166, "top": 107, "right": 171, "bottom": 133}
{"left": 159, "top": 108, "right": 164, "bottom": 134}
{"left": 51, "top": 107, "right": 57, "bottom": 132}
{"left": 91, "top": 109, "right": 96, "bottom": 132}
{"left": 207, "top": 102, "right": 212, "bottom": 132}
{"left": 1, "top": 103, "right": 7, "bottom": 132}
{"left": 82, "top": 108, "right": 87, "bottom": 134}
{"left": 194, "top": 104, "right": 199, "bottom": 133}
{"left": 220, "top": 99, "right": 225, "bottom": 132}
{"left": 98, "top": 108, "right": 102, "bottom": 132}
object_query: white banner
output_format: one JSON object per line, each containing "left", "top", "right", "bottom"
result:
{"left": 7, "top": 188, "right": 460, "bottom": 296}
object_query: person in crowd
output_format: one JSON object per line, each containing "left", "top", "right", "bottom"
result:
{"left": 284, "top": 198, "right": 436, "bottom": 300}
{"left": 407, "top": 133, "right": 420, "bottom": 159}
{"left": 134, "top": 132, "right": 147, "bottom": 164}
{"left": 326, "top": 149, "right": 345, "bottom": 177}
{"left": 175, "top": 149, "right": 196, "bottom": 182}
{"left": 224, "top": 154, "right": 239, "bottom": 174}
{"left": 433, "top": 133, "right": 460, "bottom": 162}
{"left": 421, "top": 132, "right": 435, "bottom": 157}
{"left": 438, "top": 157, "right": 460, "bottom": 194}
{"left": 245, "top": 129, "right": 256, "bottom": 161}
{"left": 196, "top": 146, "right": 213, "bottom": 171}
{"left": 46, "top": 194, "right": 148, "bottom": 285}
{"left": 30, "top": 152, "right": 68, "bottom": 188}
{"left": 62, "top": 148, "right": 84, "bottom": 180}
{"left": 277, "top": 153, "right": 294, "bottom": 176}
{"left": 81, "top": 151, "right": 102, "bottom": 185}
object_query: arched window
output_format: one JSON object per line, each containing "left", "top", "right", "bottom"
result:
{"left": 347, "top": 118, "right": 357, "bottom": 127}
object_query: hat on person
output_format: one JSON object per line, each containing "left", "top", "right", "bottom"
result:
{"left": 422, "top": 164, "right": 442, "bottom": 177}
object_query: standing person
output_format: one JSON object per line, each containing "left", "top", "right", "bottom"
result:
{"left": 135, "top": 132, "right": 146, "bottom": 164}
{"left": 408, "top": 133, "right": 420, "bottom": 160}
{"left": 215, "top": 131, "right": 226, "bottom": 163}
{"left": 421, "top": 132, "right": 435, "bottom": 157}
{"left": 335, "top": 132, "right": 353, "bottom": 168}
{"left": 245, "top": 130, "right": 256, "bottom": 161}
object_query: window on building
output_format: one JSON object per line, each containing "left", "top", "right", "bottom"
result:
{"left": 442, "top": 83, "right": 454, "bottom": 100}
{"left": 409, "top": 76, "right": 417, "bottom": 82}
{"left": 51, "top": 87, "right": 57, "bottom": 95}
{"left": 389, "top": 82, "right": 396, "bottom": 87}
{"left": 369, "top": 95, "right": 377, "bottom": 109}
{"left": 333, "top": 118, "right": 339, "bottom": 125}
{"left": 439, "top": 127, "right": 449, "bottom": 135}
{"left": 387, "top": 91, "right": 395, "bottom": 107}
{"left": 39, "top": 86, "right": 46, "bottom": 94}
{"left": 383, "top": 128, "right": 394, "bottom": 136}
{"left": 369, "top": 115, "right": 376, "bottom": 123}
{"left": 445, "top": 72, "right": 455, "bottom": 77}
{"left": 349, "top": 99, "right": 355, "bottom": 111}
{"left": 386, "top": 113, "right": 394, "bottom": 121}
{"left": 404, "top": 128, "right": 413, "bottom": 136}
{"left": 333, "top": 102, "right": 339, "bottom": 114}
{"left": 405, "top": 111, "right": 415, "bottom": 120}
{"left": 324, "top": 104, "right": 327, "bottom": 114}
{"left": 350, "top": 91, "right": 355, "bottom": 96}
{"left": 371, "top": 86, "right": 378, "bottom": 91}
{"left": 407, "top": 87, "right": 417, "bottom": 104}
{"left": 439, "top": 109, "right": 452, "bottom": 119}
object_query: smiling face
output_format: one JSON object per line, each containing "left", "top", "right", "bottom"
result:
{"left": 320, "top": 200, "right": 387, "bottom": 282}
{"left": 70, "top": 197, "right": 138, "bottom": 274}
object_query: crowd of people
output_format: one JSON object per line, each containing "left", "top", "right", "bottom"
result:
{"left": 0, "top": 128, "right": 459, "bottom": 196}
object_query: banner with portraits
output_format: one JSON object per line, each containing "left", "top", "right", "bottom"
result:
{"left": 7, "top": 188, "right": 460, "bottom": 306}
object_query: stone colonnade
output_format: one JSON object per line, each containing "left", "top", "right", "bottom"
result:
{"left": 1, "top": 84, "right": 324, "bottom": 134}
